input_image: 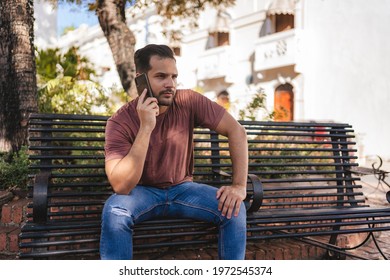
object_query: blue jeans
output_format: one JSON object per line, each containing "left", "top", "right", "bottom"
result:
{"left": 100, "top": 182, "right": 247, "bottom": 260}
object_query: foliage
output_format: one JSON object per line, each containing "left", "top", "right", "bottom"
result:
{"left": 239, "top": 88, "right": 274, "bottom": 121}
{"left": 36, "top": 47, "right": 110, "bottom": 115}
{"left": 38, "top": 77, "right": 109, "bottom": 114}
{"left": 36, "top": 46, "right": 96, "bottom": 84}
{"left": 36, "top": 48, "right": 61, "bottom": 81}
{"left": 105, "top": 84, "right": 130, "bottom": 115}
{"left": 0, "top": 146, "right": 30, "bottom": 191}
{"left": 62, "top": 25, "right": 76, "bottom": 35}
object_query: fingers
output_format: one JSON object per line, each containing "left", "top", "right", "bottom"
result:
{"left": 138, "top": 88, "right": 147, "bottom": 103}
{"left": 216, "top": 186, "right": 224, "bottom": 199}
{"left": 217, "top": 186, "right": 243, "bottom": 219}
{"left": 139, "top": 89, "right": 155, "bottom": 104}
{"left": 137, "top": 90, "right": 159, "bottom": 129}
{"left": 138, "top": 90, "right": 158, "bottom": 111}
{"left": 145, "top": 99, "right": 159, "bottom": 116}
{"left": 233, "top": 200, "right": 241, "bottom": 217}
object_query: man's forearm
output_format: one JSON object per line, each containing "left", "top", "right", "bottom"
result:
{"left": 229, "top": 125, "right": 248, "bottom": 188}
{"left": 216, "top": 123, "right": 248, "bottom": 218}
{"left": 107, "top": 128, "right": 152, "bottom": 194}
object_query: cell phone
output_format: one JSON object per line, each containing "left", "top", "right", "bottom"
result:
{"left": 135, "top": 73, "right": 154, "bottom": 98}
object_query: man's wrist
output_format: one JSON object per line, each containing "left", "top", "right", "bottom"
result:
{"left": 138, "top": 125, "right": 154, "bottom": 135}
{"left": 232, "top": 182, "right": 247, "bottom": 189}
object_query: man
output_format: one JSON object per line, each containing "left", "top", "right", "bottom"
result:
{"left": 100, "top": 44, "right": 248, "bottom": 260}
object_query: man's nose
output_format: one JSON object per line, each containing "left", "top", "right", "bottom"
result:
{"left": 165, "top": 77, "right": 175, "bottom": 88}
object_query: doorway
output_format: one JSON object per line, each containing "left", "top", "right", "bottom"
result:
{"left": 274, "top": 83, "right": 294, "bottom": 121}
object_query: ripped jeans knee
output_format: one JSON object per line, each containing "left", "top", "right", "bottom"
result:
{"left": 102, "top": 202, "right": 135, "bottom": 232}
{"left": 110, "top": 205, "right": 131, "bottom": 218}
{"left": 100, "top": 197, "right": 136, "bottom": 260}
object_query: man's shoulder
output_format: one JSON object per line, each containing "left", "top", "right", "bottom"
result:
{"left": 175, "top": 89, "right": 204, "bottom": 103}
{"left": 108, "top": 100, "right": 137, "bottom": 123}
{"left": 176, "top": 88, "right": 196, "bottom": 96}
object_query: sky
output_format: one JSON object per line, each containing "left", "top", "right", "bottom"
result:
{"left": 57, "top": 2, "right": 98, "bottom": 35}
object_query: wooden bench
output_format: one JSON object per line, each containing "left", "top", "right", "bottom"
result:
{"left": 18, "top": 113, "right": 390, "bottom": 259}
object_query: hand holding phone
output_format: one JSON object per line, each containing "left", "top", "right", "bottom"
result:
{"left": 135, "top": 73, "right": 154, "bottom": 99}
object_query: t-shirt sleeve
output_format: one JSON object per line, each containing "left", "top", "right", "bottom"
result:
{"left": 191, "top": 91, "right": 226, "bottom": 130}
{"left": 104, "top": 118, "right": 133, "bottom": 162}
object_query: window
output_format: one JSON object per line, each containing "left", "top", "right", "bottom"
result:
{"left": 206, "top": 10, "right": 230, "bottom": 49}
{"left": 172, "top": 46, "right": 181, "bottom": 56}
{"left": 206, "top": 32, "right": 230, "bottom": 49}
{"left": 260, "top": 14, "right": 294, "bottom": 37}
{"left": 260, "top": 0, "right": 295, "bottom": 37}
{"left": 274, "top": 14, "right": 294, "bottom": 32}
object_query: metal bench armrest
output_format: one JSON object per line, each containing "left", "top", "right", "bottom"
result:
{"left": 33, "top": 171, "right": 50, "bottom": 223}
{"left": 246, "top": 173, "right": 263, "bottom": 212}
{"left": 212, "top": 169, "right": 264, "bottom": 213}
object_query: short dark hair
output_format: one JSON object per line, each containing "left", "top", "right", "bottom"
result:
{"left": 134, "top": 44, "right": 176, "bottom": 73}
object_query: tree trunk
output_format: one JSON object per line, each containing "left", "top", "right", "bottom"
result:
{"left": 0, "top": 0, "right": 38, "bottom": 153}
{"left": 96, "top": 0, "right": 137, "bottom": 99}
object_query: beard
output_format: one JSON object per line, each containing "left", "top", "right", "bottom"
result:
{"left": 156, "top": 89, "right": 176, "bottom": 106}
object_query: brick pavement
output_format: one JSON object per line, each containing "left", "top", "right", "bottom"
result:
{"left": 344, "top": 168, "right": 390, "bottom": 260}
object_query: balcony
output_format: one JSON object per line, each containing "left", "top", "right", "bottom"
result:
{"left": 254, "top": 29, "right": 297, "bottom": 71}
{"left": 196, "top": 45, "right": 231, "bottom": 80}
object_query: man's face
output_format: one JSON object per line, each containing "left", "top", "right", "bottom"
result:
{"left": 147, "top": 55, "right": 178, "bottom": 107}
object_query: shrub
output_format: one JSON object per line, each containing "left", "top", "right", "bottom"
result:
{"left": 238, "top": 88, "right": 274, "bottom": 121}
{"left": 36, "top": 46, "right": 115, "bottom": 115}
{"left": 0, "top": 146, "right": 30, "bottom": 191}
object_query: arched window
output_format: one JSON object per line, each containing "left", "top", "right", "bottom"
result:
{"left": 274, "top": 83, "right": 294, "bottom": 121}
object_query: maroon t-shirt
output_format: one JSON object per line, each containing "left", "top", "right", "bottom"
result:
{"left": 104, "top": 89, "right": 225, "bottom": 188}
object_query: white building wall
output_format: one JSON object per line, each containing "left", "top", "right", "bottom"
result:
{"left": 301, "top": 0, "right": 390, "bottom": 160}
